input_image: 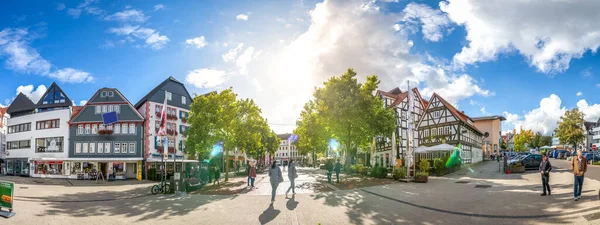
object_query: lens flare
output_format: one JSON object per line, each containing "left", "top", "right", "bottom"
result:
{"left": 446, "top": 144, "right": 463, "bottom": 168}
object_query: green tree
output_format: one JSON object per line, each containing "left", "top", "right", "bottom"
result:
{"left": 556, "top": 108, "right": 585, "bottom": 151}
{"left": 313, "top": 69, "right": 396, "bottom": 165}
{"left": 500, "top": 139, "right": 507, "bottom": 150}
{"left": 187, "top": 88, "right": 273, "bottom": 181}
{"left": 295, "top": 100, "right": 330, "bottom": 168}
{"left": 514, "top": 128, "right": 534, "bottom": 152}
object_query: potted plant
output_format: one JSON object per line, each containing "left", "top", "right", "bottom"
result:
{"left": 393, "top": 167, "right": 407, "bottom": 180}
{"left": 415, "top": 159, "right": 430, "bottom": 183}
{"left": 433, "top": 158, "right": 444, "bottom": 176}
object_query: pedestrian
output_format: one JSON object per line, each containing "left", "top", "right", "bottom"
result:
{"left": 539, "top": 154, "right": 552, "bottom": 196}
{"left": 250, "top": 162, "right": 257, "bottom": 188}
{"left": 247, "top": 162, "right": 252, "bottom": 186}
{"left": 268, "top": 162, "right": 284, "bottom": 204}
{"left": 334, "top": 159, "right": 342, "bottom": 183}
{"left": 286, "top": 159, "right": 298, "bottom": 197}
{"left": 571, "top": 150, "right": 587, "bottom": 201}
{"left": 213, "top": 166, "right": 221, "bottom": 186}
{"left": 326, "top": 160, "right": 333, "bottom": 183}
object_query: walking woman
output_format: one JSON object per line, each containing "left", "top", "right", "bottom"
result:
{"left": 213, "top": 166, "right": 221, "bottom": 186}
{"left": 539, "top": 154, "right": 552, "bottom": 196}
{"left": 268, "top": 162, "right": 284, "bottom": 204}
{"left": 250, "top": 162, "right": 257, "bottom": 188}
{"left": 286, "top": 159, "right": 298, "bottom": 197}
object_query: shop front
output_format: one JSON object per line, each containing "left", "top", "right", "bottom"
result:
{"left": 146, "top": 153, "right": 198, "bottom": 180}
{"left": 67, "top": 158, "right": 143, "bottom": 180}
{"left": 32, "top": 160, "right": 69, "bottom": 178}
{"left": 4, "top": 158, "right": 30, "bottom": 176}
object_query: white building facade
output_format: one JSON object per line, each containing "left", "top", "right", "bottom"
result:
{"left": 274, "top": 133, "right": 300, "bottom": 165}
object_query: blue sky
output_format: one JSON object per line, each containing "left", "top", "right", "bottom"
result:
{"left": 1, "top": 0, "right": 600, "bottom": 135}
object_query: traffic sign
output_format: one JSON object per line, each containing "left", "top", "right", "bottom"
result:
{"left": 593, "top": 145, "right": 597, "bottom": 151}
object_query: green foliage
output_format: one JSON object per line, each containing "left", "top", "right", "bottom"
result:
{"left": 514, "top": 128, "right": 535, "bottom": 152}
{"left": 419, "top": 159, "right": 430, "bottom": 173}
{"left": 500, "top": 139, "right": 508, "bottom": 150}
{"left": 393, "top": 167, "right": 407, "bottom": 180}
{"left": 148, "top": 168, "right": 157, "bottom": 181}
{"left": 186, "top": 88, "right": 275, "bottom": 181}
{"left": 594, "top": 161, "right": 600, "bottom": 166}
{"left": 313, "top": 69, "right": 396, "bottom": 164}
{"left": 556, "top": 108, "right": 586, "bottom": 151}
{"left": 416, "top": 171, "right": 429, "bottom": 177}
{"left": 370, "top": 165, "right": 388, "bottom": 178}
{"left": 433, "top": 158, "right": 444, "bottom": 175}
{"left": 530, "top": 132, "right": 554, "bottom": 149}
{"left": 295, "top": 100, "right": 330, "bottom": 168}
{"left": 351, "top": 164, "right": 365, "bottom": 175}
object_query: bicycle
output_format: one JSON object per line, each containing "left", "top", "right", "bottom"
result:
{"left": 151, "top": 182, "right": 171, "bottom": 195}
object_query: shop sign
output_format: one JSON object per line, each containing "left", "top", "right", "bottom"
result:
{"left": 0, "top": 181, "right": 14, "bottom": 209}
{"left": 137, "top": 161, "right": 142, "bottom": 181}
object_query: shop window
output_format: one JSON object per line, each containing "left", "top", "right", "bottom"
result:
{"left": 35, "top": 137, "right": 64, "bottom": 153}
{"left": 35, "top": 161, "right": 64, "bottom": 175}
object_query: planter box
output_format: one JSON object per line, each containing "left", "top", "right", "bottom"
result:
{"left": 415, "top": 176, "right": 428, "bottom": 183}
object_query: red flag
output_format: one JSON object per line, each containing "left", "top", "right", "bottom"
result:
{"left": 157, "top": 94, "right": 168, "bottom": 136}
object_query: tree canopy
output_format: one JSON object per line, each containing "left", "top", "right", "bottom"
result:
{"left": 294, "top": 100, "right": 330, "bottom": 167}
{"left": 312, "top": 69, "right": 396, "bottom": 164}
{"left": 186, "top": 88, "right": 277, "bottom": 181}
{"left": 514, "top": 128, "right": 534, "bottom": 152}
{"left": 556, "top": 108, "right": 585, "bottom": 151}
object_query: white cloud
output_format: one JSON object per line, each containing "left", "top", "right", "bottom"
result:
{"left": 222, "top": 43, "right": 244, "bottom": 62}
{"left": 252, "top": 77, "right": 264, "bottom": 92}
{"left": 401, "top": 3, "right": 452, "bottom": 42}
{"left": 186, "top": 36, "right": 207, "bottom": 49}
{"left": 440, "top": 0, "right": 600, "bottom": 73}
{"left": 236, "top": 14, "right": 249, "bottom": 21}
{"left": 16, "top": 84, "right": 47, "bottom": 103}
{"left": 48, "top": 68, "right": 94, "bottom": 83}
{"left": 108, "top": 25, "right": 169, "bottom": 50}
{"left": 154, "top": 4, "right": 164, "bottom": 11}
{"left": 502, "top": 94, "right": 566, "bottom": 135}
{"left": 469, "top": 99, "right": 478, "bottom": 105}
{"left": 67, "top": 0, "right": 105, "bottom": 19}
{"left": 577, "top": 99, "right": 600, "bottom": 122}
{"left": 104, "top": 9, "right": 148, "bottom": 23}
{"left": 185, "top": 69, "right": 228, "bottom": 88}
{"left": 0, "top": 28, "right": 93, "bottom": 83}
{"left": 577, "top": 91, "right": 583, "bottom": 97}
{"left": 79, "top": 100, "right": 88, "bottom": 106}
{"left": 231, "top": 0, "right": 491, "bottom": 133}
{"left": 236, "top": 46, "right": 255, "bottom": 75}
{"left": 480, "top": 107, "right": 489, "bottom": 115}
{"left": 56, "top": 3, "right": 66, "bottom": 11}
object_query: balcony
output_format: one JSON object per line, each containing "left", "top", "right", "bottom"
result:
{"left": 593, "top": 135, "right": 600, "bottom": 141}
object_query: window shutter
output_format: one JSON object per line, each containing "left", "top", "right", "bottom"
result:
{"left": 179, "top": 140, "right": 182, "bottom": 151}
{"left": 179, "top": 110, "right": 182, "bottom": 119}
{"left": 154, "top": 136, "right": 157, "bottom": 148}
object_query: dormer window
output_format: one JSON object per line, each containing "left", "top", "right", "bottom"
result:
{"left": 101, "top": 91, "right": 107, "bottom": 97}
{"left": 108, "top": 91, "right": 114, "bottom": 97}
{"left": 42, "top": 85, "right": 66, "bottom": 104}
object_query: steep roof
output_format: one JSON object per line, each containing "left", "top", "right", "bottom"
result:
{"left": 69, "top": 88, "right": 145, "bottom": 123}
{"left": 429, "top": 93, "right": 483, "bottom": 135}
{"left": 0, "top": 107, "right": 6, "bottom": 127}
{"left": 134, "top": 76, "right": 191, "bottom": 109}
{"left": 471, "top": 116, "right": 507, "bottom": 121}
{"left": 6, "top": 93, "right": 36, "bottom": 115}
{"left": 277, "top": 133, "right": 292, "bottom": 140}
{"left": 36, "top": 82, "right": 73, "bottom": 108}
{"left": 585, "top": 121, "right": 596, "bottom": 130}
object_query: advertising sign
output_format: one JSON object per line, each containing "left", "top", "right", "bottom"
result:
{"left": 137, "top": 161, "right": 142, "bottom": 181}
{"left": 0, "top": 181, "right": 14, "bottom": 209}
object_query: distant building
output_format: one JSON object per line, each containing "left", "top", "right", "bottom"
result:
{"left": 274, "top": 133, "right": 300, "bottom": 165}
{"left": 0, "top": 107, "right": 8, "bottom": 173}
{"left": 471, "top": 115, "right": 506, "bottom": 158}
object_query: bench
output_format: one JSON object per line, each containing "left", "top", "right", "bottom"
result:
{"left": 186, "top": 178, "right": 205, "bottom": 192}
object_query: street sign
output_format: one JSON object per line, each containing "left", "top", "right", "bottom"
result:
{"left": 0, "top": 180, "right": 16, "bottom": 218}
{"left": 593, "top": 145, "right": 597, "bottom": 151}
{"left": 102, "top": 111, "right": 118, "bottom": 125}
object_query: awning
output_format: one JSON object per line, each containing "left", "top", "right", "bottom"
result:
{"left": 29, "top": 158, "right": 71, "bottom": 162}
{"left": 67, "top": 158, "right": 143, "bottom": 162}
{"left": 146, "top": 158, "right": 198, "bottom": 163}
{"left": 416, "top": 144, "right": 455, "bottom": 153}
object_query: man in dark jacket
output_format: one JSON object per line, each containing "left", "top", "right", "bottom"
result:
{"left": 326, "top": 160, "right": 333, "bottom": 183}
{"left": 334, "top": 159, "right": 342, "bottom": 183}
{"left": 539, "top": 154, "right": 552, "bottom": 196}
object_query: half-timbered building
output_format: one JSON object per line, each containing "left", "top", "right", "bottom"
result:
{"left": 416, "top": 93, "right": 483, "bottom": 163}
{"left": 374, "top": 87, "right": 428, "bottom": 167}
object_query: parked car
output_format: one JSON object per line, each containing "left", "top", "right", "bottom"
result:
{"left": 510, "top": 154, "right": 543, "bottom": 170}
{"left": 557, "top": 150, "right": 569, "bottom": 159}
{"left": 583, "top": 152, "right": 600, "bottom": 164}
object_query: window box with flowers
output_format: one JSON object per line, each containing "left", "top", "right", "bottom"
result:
{"left": 98, "top": 130, "right": 113, "bottom": 135}
{"left": 156, "top": 146, "right": 164, "bottom": 153}
{"left": 167, "top": 114, "right": 178, "bottom": 120}
{"left": 168, "top": 147, "right": 176, "bottom": 153}
{"left": 181, "top": 117, "right": 188, "bottom": 123}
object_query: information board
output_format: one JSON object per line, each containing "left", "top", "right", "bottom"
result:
{"left": 0, "top": 181, "right": 14, "bottom": 209}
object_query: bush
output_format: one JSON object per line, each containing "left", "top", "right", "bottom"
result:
{"left": 416, "top": 171, "right": 429, "bottom": 177}
{"left": 370, "top": 165, "right": 388, "bottom": 178}
{"left": 433, "top": 158, "right": 444, "bottom": 175}
{"left": 594, "top": 161, "right": 600, "bottom": 166}
{"left": 351, "top": 164, "right": 365, "bottom": 175}
{"left": 393, "top": 167, "right": 407, "bottom": 180}
{"left": 362, "top": 167, "right": 371, "bottom": 176}
{"left": 419, "top": 159, "right": 430, "bottom": 173}
{"left": 148, "top": 168, "right": 157, "bottom": 181}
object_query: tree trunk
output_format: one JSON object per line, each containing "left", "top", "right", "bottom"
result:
{"left": 225, "top": 149, "right": 229, "bottom": 181}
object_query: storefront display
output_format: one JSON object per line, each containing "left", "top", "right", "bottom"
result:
{"left": 34, "top": 161, "right": 64, "bottom": 175}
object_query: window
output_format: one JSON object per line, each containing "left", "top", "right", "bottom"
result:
{"left": 7, "top": 140, "right": 31, "bottom": 150}
{"left": 115, "top": 105, "right": 120, "bottom": 113}
{"left": 424, "top": 129, "right": 429, "bottom": 137}
{"left": 155, "top": 121, "right": 160, "bottom": 130}
{"left": 97, "top": 142, "right": 104, "bottom": 154}
{"left": 76, "top": 143, "right": 81, "bottom": 153}
{"left": 92, "top": 124, "right": 98, "bottom": 134}
{"left": 182, "top": 96, "right": 187, "bottom": 104}
{"left": 107, "top": 124, "right": 113, "bottom": 131}
{"left": 8, "top": 123, "right": 31, "bottom": 134}
{"left": 108, "top": 91, "right": 114, "bottom": 97}
{"left": 102, "top": 105, "right": 107, "bottom": 113}
{"left": 101, "top": 91, "right": 107, "bottom": 97}
{"left": 105, "top": 143, "right": 111, "bottom": 154}
{"left": 108, "top": 105, "right": 113, "bottom": 112}
{"left": 82, "top": 143, "right": 89, "bottom": 153}
{"left": 115, "top": 123, "right": 121, "bottom": 134}
{"left": 36, "top": 119, "right": 60, "bottom": 130}
{"left": 41, "top": 86, "right": 66, "bottom": 104}
{"left": 433, "top": 111, "right": 440, "bottom": 118}
{"left": 166, "top": 91, "right": 172, "bottom": 101}
{"left": 77, "top": 125, "right": 84, "bottom": 135}
{"left": 129, "top": 123, "right": 135, "bottom": 134}
{"left": 85, "top": 124, "right": 91, "bottom": 134}
{"left": 121, "top": 123, "right": 128, "bottom": 134}
{"left": 99, "top": 124, "right": 105, "bottom": 131}
{"left": 438, "top": 127, "right": 442, "bottom": 136}
{"left": 96, "top": 105, "right": 101, "bottom": 114}
{"left": 445, "top": 126, "right": 450, "bottom": 135}
{"left": 35, "top": 137, "right": 64, "bottom": 153}
{"left": 122, "top": 143, "right": 128, "bottom": 154}
{"left": 432, "top": 128, "right": 437, "bottom": 136}
{"left": 89, "top": 142, "right": 96, "bottom": 153}
{"left": 115, "top": 143, "right": 121, "bottom": 154}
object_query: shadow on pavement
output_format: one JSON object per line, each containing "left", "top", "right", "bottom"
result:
{"left": 286, "top": 194, "right": 298, "bottom": 210}
{"left": 258, "top": 204, "right": 280, "bottom": 225}
{"left": 32, "top": 186, "right": 229, "bottom": 222}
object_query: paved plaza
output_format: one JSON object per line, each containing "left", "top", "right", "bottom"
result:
{"left": 2, "top": 161, "right": 600, "bottom": 224}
